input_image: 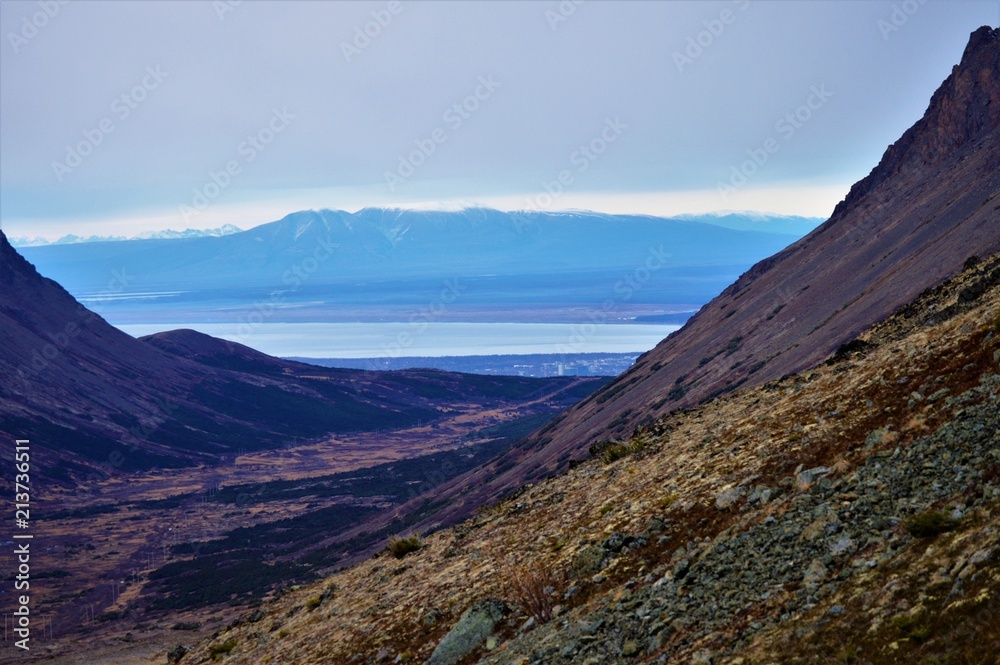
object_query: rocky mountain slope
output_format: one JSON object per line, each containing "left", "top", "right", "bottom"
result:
{"left": 552, "top": 23, "right": 1000, "bottom": 456}
{"left": 401, "top": 26, "right": 1000, "bottom": 531}
{"left": 175, "top": 245, "right": 1000, "bottom": 665}
{"left": 0, "top": 233, "right": 602, "bottom": 482}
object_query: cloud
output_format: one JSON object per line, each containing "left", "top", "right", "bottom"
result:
{"left": 1, "top": 0, "right": 995, "bottom": 235}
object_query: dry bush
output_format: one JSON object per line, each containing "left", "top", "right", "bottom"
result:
{"left": 386, "top": 535, "right": 422, "bottom": 558}
{"left": 499, "top": 557, "right": 564, "bottom": 624}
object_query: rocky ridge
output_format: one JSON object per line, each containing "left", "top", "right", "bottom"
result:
{"left": 835, "top": 26, "right": 1000, "bottom": 214}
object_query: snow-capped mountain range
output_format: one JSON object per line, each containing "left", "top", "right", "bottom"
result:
{"left": 7, "top": 224, "right": 243, "bottom": 247}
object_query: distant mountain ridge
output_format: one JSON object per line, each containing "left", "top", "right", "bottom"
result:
{"left": 17, "top": 209, "right": 804, "bottom": 307}
{"left": 671, "top": 211, "right": 823, "bottom": 236}
{"left": 8, "top": 223, "right": 242, "bottom": 247}
{"left": 9, "top": 211, "right": 808, "bottom": 249}
{"left": 15, "top": 208, "right": 798, "bottom": 323}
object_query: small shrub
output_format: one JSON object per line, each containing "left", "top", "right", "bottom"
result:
{"left": 500, "top": 558, "right": 563, "bottom": 624}
{"left": 904, "top": 510, "right": 958, "bottom": 538}
{"left": 588, "top": 439, "right": 616, "bottom": 457}
{"left": 168, "top": 644, "right": 189, "bottom": 664}
{"left": 657, "top": 492, "right": 679, "bottom": 510}
{"left": 171, "top": 621, "right": 201, "bottom": 631}
{"left": 209, "top": 638, "right": 238, "bottom": 660}
{"left": 600, "top": 439, "right": 646, "bottom": 464}
{"left": 387, "top": 535, "right": 422, "bottom": 559}
{"left": 725, "top": 336, "right": 743, "bottom": 356}
{"left": 892, "top": 613, "right": 932, "bottom": 642}
{"left": 837, "top": 645, "right": 859, "bottom": 664}
{"left": 305, "top": 595, "right": 323, "bottom": 611}
{"left": 667, "top": 385, "right": 687, "bottom": 401}
{"left": 608, "top": 414, "right": 629, "bottom": 429}
{"left": 599, "top": 503, "right": 614, "bottom": 516}
{"left": 892, "top": 614, "right": 920, "bottom": 633}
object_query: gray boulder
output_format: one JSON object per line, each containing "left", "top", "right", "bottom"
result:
{"left": 425, "top": 599, "right": 507, "bottom": 665}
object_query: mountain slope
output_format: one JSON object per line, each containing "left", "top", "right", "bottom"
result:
{"left": 0, "top": 233, "right": 601, "bottom": 482}
{"left": 402, "top": 26, "right": 1000, "bottom": 526}
{"left": 178, "top": 244, "right": 1000, "bottom": 665}
{"left": 567, "top": 24, "right": 1000, "bottom": 436}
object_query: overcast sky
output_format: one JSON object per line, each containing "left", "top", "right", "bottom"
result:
{"left": 1, "top": 0, "right": 997, "bottom": 239}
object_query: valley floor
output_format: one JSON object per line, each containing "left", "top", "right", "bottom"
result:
{"left": 6, "top": 378, "right": 599, "bottom": 662}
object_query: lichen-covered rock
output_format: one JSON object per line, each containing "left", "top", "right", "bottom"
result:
{"left": 715, "top": 486, "right": 745, "bottom": 510}
{"left": 425, "top": 599, "right": 506, "bottom": 665}
{"left": 570, "top": 545, "right": 607, "bottom": 578}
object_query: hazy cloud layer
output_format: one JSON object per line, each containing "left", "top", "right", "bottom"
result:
{"left": 1, "top": 0, "right": 997, "bottom": 236}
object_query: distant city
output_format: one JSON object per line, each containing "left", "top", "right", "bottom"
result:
{"left": 287, "top": 352, "right": 643, "bottom": 377}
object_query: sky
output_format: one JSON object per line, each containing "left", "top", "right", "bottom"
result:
{"left": 1, "top": 0, "right": 997, "bottom": 240}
